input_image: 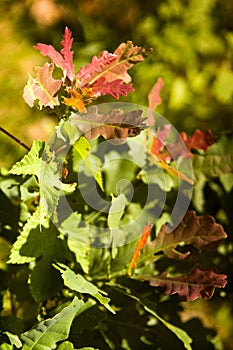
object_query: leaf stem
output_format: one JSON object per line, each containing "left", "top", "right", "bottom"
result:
{"left": 0, "top": 126, "right": 30, "bottom": 151}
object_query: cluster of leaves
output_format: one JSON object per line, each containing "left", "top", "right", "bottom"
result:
{"left": 0, "top": 28, "right": 230, "bottom": 350}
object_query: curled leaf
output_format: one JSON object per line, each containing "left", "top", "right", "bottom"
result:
{"left": 23, "top": 63, "right": 62, "bottom": 109}
{"left": 140, "top": 265, "right": 227, "bottom": 301}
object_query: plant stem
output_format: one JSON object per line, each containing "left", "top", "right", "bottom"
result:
{"left": 0, "top": 126, "right": 30, "bottom": 151}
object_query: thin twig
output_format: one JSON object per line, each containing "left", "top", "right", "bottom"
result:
{"left": 0, "top": 126, "right": 30, "bottom": 151}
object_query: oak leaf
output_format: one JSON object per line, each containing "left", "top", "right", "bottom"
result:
{"left": 23, "top": 63, "right": 62, "bottom": 109}
{"left": 180, "top": 129, "right": 215, "bottom": 153}
{"left": 34, "top": 26, "right": 75, "bottom": 81}
{"left": 77, "top": 41, "right": 152, "bottom": 87}
{"left": 143, "top": 211, "right": 227, "bottom": 262}
{"left": 76, "top": 51, "right": 117, "bottom": 85}
{"left": 92, "top": 77, "right": 134, "bottom": 98}
{"left": 140, "top": 265, "right": 227, "bottom": 301}
{"left": 70, "top": 106, "right": 148, "bottom": 140}
{"left": 148, "top": 77, "right": 164, "bottom": 110}
{"left": 63, "top": 87, "right": 96, "bottom": 113}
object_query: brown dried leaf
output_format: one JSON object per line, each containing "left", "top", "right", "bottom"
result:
{"left": 70, "top": 106, "right": 148, "bottom": 140}
{"left": 143, "top": 211, "right": 227, "bottom": 261}
{"left": 139, "top": 265, "right": 227, "bottom": 301}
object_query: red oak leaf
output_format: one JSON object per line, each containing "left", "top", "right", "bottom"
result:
{"left": 142, "top": 265, "right": 227, "bottom": 301}
{"left": 150, "top": 127, "right": 215, "bottom": 162}
{"left": 110, "top": 41, "right": 152, "bottom": 83}
{"left": 180, "top": 129, "right": 215, "bottom": 153}
{"left": 23, "top": 63, "right": 62, "bottom": 109}
{"left": 148, "top": 77, "right": 164, "bottom": 110}
{"left": 76, "top": 51, "right": 117, "bottom": 86}
{"left": 128, "top": 223, "right": 153, "bottom": 276}
{"left": 34, "top": 27, "right": 75, "bottom": 81}
{"left": 76, "top": 41, "right": 152, "bottom": 88}
{"left": 141, "top": 211, "right": 227, "bottom": 263}
{"left": 92, "top": 77, "right": 134, "bottom": 98}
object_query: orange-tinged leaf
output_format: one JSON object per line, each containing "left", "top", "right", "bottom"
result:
{"left": 148, "top": 77, "right": 164, "bottom": 110}
{"left": 63, "top": 87, "right": 96, "bottom": 112}
{"left": 139, "top": 211, "right": 227, "bottom": 265}
{"left": 23, "top": 63, "right": 62, "bottom": 109}
{"left": 128, "top": 223, "right": 153, "bottom": 276}
{"left": 180, "top": 129, "right": 215, "bottom": 153}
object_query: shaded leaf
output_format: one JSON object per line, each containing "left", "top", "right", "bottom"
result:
{"left": 70, "top": 106, "right": 147, "bottom": 140}
{"left": 34, "top": 27, "right": 75, "bottom": 81}
{"left": 57, "top": 341, "right": 98, "bottom": 350}
{"left": 17, "top": 224, "right": 73, "bottom": 302}
{"left": 59, "top": 212, "right": 89, "bottom": 274}
{"left": 54, "top": 264, "right": 115, "bottom": 314}
{"left": 140, "top": 265, "right": 227, "bottom": 301}
{"left": 20, "top": 297, "right": 92, "bottom": 350}
{"left": 23, "top": 63, "right": 61, "bottom": 109}
{"left": 143, "top": 305, "right": 192, "bottom": 350}
{"left": 140, "top": 211, "right": 227, "bottom": 263}
{"left": 193, "top": 135, "right": 233, "bottom": 179}
{"left": 8, "top": 209, "right": 48, "bottom": 265}
{"left": 180, "top": 129, "right": 215, "bottom": 153}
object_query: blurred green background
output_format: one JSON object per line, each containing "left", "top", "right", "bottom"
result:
{"left": 0, "top": 0, "right": 232, "bottom": 167}
{"left": 0, "top": 0, "right": 232, "bottom": 348}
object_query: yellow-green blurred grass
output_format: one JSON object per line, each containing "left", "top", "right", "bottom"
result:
{"left": 0, "top": 17, "right": 55, "bottom": 168}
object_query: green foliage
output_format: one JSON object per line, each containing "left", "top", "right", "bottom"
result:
{"left": 0, "top": 22, "right": 232, "bottom": 350}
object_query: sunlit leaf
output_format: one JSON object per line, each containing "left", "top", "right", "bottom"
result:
{"left": 20, "top": 297, "right": 92, "bottom": 350}
{"left": 34, "top": 26, "right": 75, "bottom": 81}
{"left": 148, "top": 77, "right": 164, "bottom": 110}
{"left": 128, "top": 223, "right": 153, "bottom": 275}
{"left": 10, "top": 140, "right": 62, "bottom": 221}
{"left": 73, "top": 136, "right": 103, "bottom": 190}
{"left": 54, "top": 263, "right": 115, "bottom": 314}
{"left": 23, "top": 63, "right": 62, "bottom": 109}
{"left": 78, "top": 41, "right": 152, "bottom": 87}
{"left": 92, "top": 77, "right": 134, "bottom": 98}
